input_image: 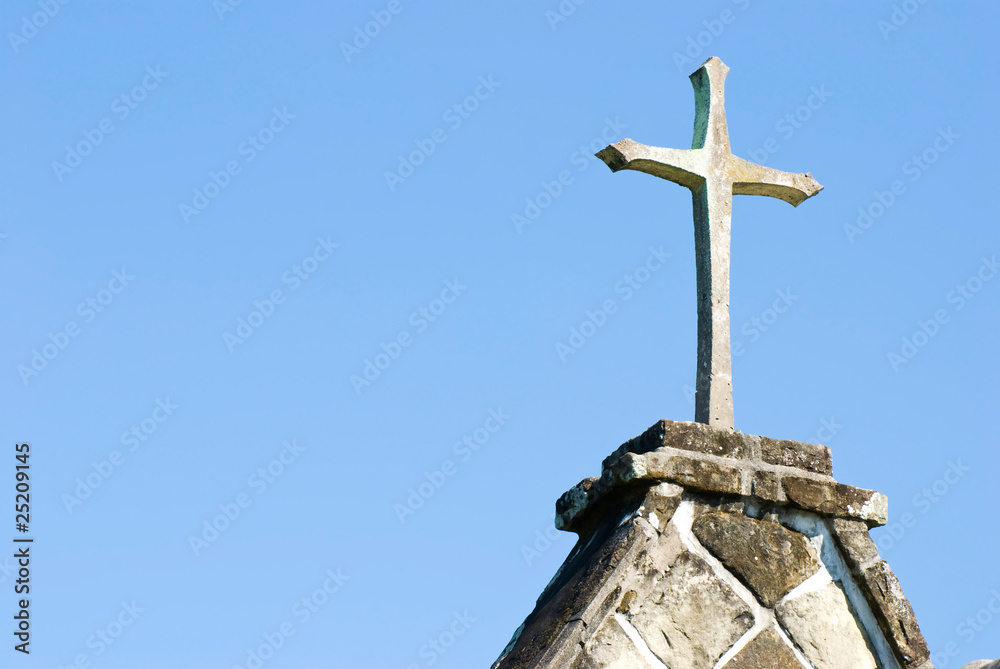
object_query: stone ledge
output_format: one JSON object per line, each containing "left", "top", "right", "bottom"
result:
{"left": 557, "top": 426, "right": 887, "bottom": 534}
{"left": 602, "top": 420, "right": 833, "bottom": 476}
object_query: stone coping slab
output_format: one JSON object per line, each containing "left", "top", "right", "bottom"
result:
{"left": 602, "top": 419, "right": 834, "bottom": 476}
{"left": 557, "top": 420, "right": 887, "bottom": 534}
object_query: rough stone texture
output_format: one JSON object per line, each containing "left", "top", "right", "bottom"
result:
{"left": 642, "top": 482, "right": 684, "bottom": 532}
{"left": 625, "top": 450, "right": 744, "bottom": 495}
{"left": 494, "top": 496, "right": 658, "bottom": 668}
{"left": 555, "top": 476, "right": 603, "bottom": 535}
{"left": 557, "top": 420, "right": 883, "bottom": 534}
{"left": 776, "top": 582, "right": 878, "bottom": 669}
{"left": 498, "top": 419, "right": 932, "bottom": 669}
{"left": 605, "top": 419, "right": 831, "bottom": 476}
{"left": 858, "top": 560, "right": 931, "bottom": 667}
{"left": 627, "top": 552, "right": 754, "bottom": 669}
{"left": 493, "top": 484, "right": 687, "bottom": 669}
{"left": 571, "top": 616, "right": 656, "bottom": 669}
{"left": 691, "top": 493, "right": 745, "bottom": 519}
{"left": 760, "top": 435, "right": 833, "bottom": 475}
{"left": 751, "top": 469, "right": 782, "bottom": 502}
{"left": 961, "top": 662, "right": 1000, "bottom": 669}
{"left": 829, "top": 518, "right": 880, "bottom": 570}
{"left": 723, "top": 627, "right": 804, "bottom": 669}
{"left": 604, "top": 420, "right": 751, "bottom": 466}
{"left": 824, "top": 519, "right": 932, "bottom": 668}
{"left": 597, "top": 57, "right": 822, "bottom": 430}
{"left": 692, "top": 511, "right": 819, "bottom": 607}
{"left": 783, "top": 475, "right": 888, "bottom": 527}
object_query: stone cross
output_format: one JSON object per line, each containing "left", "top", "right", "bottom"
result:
{"left": 597, "top": 57, "right": 822, "bottom": 431}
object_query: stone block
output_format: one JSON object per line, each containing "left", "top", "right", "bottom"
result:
{"left": 776, "top": 581, "right": 878, "bottom": 669}
{"left": 858, "top": 560, "right": 930, "bottom": 667}
{"left": 723, "top": 627, "right": 803, "bottom": 669}
{"left": 603, "top": 421, "right": 837, "bottom": 476}
{"left": 692, "top": 511, "right": 819, "bottom": 608}
{"left": 628, "top": 552, "right": 754, "bottom": 669}
{"left": 782, "top": 476, "right": 888, "bottom": 526}
{"left": 829, "top": 518, "right": 880, "bottom": 571}
{"left": 556, "top": 478, "right": 599, "bottom": 532}
{"left": 642, "top": 482, "right": 684, "bottom": 532}
{"left": 572, "top": 615, "right": 658, "bottom": 669}
{"left": 602, "top": 421, "right": 752, "bottom": 470}
{"left": 633, "top": 451, "right": 744, "bottom": 495}
{"left": 655, "top": 420, "right": 751, "bottom": 459}
{"left": 760, "top": 436, "right": 833, "bottom": 475}
{"left": 750, "top": 469, "right": 782, "bottom": 502}
{"left": 691, "top": 493, "right": 745, "bottom": 520}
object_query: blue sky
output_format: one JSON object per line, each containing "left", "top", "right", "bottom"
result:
{"left": 1, "top": 1, "right": 998, "bottom": 667}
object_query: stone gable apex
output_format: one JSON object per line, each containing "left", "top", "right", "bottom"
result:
{"left": 493, "top": 420, "right": 934, "bottom": 669}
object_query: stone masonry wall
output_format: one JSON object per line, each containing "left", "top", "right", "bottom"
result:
{"left": 493, "top": 420, "right": 934, "bottom": 669}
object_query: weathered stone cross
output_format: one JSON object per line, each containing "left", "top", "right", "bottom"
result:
{"left": 597, "top": 57, "right": 822, "bottom": 431}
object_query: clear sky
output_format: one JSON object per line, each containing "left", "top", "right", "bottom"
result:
{"left": 1, "top": 1, "right": 998, "bottom": 667}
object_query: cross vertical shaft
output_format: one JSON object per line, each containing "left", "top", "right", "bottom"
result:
{"left": 693, "top": 177, "right": 733, "bottom": 428}
{"left": 690, "top": 60, "right": 734, "bottom": 429}
{"left": 597, "top": 57, "right": 823, "bottom": 430}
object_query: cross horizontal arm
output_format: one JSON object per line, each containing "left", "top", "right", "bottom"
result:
{"left": 596, "top": 139, "right": 705, "bottom": 191}
{"left": 728, "top": 156, "right": 823, "bottom": 207}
